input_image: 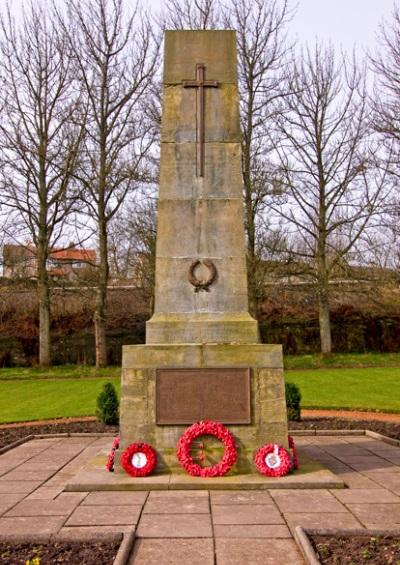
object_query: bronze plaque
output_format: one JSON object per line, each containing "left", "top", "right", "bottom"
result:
{"left": 156, "top": 368, "right": 250, "bottom": 425}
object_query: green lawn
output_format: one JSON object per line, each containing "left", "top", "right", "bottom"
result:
{"left": 0, "top": 377, "right": 120, "bottom": 423}
{"left": 285, "top": 367, "right": 400, "bottom": 413}
{"left": 1, "top": 356, "right": 400, "bottom": 423}
{"left": 284, "top": 352, "right": 400, "bottom": 370}
{"left": 0, "top": 365, "right": 120, "bottom": 380}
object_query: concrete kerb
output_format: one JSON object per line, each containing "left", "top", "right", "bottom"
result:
{"left": 0, "top": 530, "right": 136, "bottom": 565}
{"left": 294, "top": 527, "right": 400, "bottom": 565}
{"left": 290, "top": 429, "right": 365, "bottom": 437}
{"left": 0, "top": 435, "right": 34, "bottom": 455}
{"left": 366, "top": 429, "right": 400, "bottom": 447}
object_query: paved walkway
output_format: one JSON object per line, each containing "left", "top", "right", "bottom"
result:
{"left": 0, "top": 434, "right": 400, "bottom": 564}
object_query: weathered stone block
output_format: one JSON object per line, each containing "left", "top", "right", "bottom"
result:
{"left": 156, "top": 198, "right": 246, "bottom": 258}
{"left": 159, "top": 143, "right": 243, "bottom": 200}
{"left": 162, "top": 84, "right": 240, "bottom": 142}
{"left": 146, "top": 314, "right": 259, "bottom": 344}
{"left": 118, "top": 344, "right": 288, "bottom": 474}
{"left": 164, "top": 30, "right": 238, "bottom": 85}
{"left": 151, "top": 256, "right": 250, "bottom": 317}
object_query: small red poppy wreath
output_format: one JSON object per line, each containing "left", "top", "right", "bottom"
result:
{"left": 254, "top": 443, "right": 293, "bottom": 477}
{"left": 105, "top": 436, "right": 120, "bottom": 472}
{"left": 121, "top": 442, "right": 157, "bottom": 477}
{"left": 177, "top": 420, "right": 237, "bottom": 477}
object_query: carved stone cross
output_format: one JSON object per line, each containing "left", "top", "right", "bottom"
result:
{"left": 182, "top": 64, "right": 219, "bottom": 177}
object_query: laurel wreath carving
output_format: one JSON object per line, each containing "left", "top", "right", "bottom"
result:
{"left": 188, "top": 259, "right": 217, "bottom": 292}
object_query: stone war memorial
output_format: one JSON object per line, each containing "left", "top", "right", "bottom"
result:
{"left": 118, "top": 29, "right": 289, "bottom": 478}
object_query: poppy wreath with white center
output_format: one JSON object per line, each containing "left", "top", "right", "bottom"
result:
{"left": 254, "top": 443, "right": 293, "bottom": 477}
{"left": 121, "top": 442, "right": 157, "bottom": 477}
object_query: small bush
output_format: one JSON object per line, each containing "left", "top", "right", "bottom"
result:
{"left": 285, "top": 382, "right": 301, "bottom": 421}
{"left": 96, "top": 382, "right": 119, "bottom": 425}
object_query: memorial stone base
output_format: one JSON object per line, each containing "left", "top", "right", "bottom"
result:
{"left": 116, "top": 343, "right": 289, "bottom": 475}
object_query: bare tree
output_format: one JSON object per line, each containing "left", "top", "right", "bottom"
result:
{"left": 60, "top": 0, "right": 159, "bottom": 367}
{"left": 224, "top": 0, "right": 292, "bottom": 315}
{"left": 271, "top": 44, "right": 387, "bottom": 354}
{"left": 109, "top": 197, "right": 157, "bottom": 308}
{"left": 370, "top": 4, "right": 400, "bottom": 259}
{"left": 0, "top": 4, "right": 83, "bottom": 366}
{"left": 160, "top": 0, "right": 221, "bottom": 29}
{"left": 371, "top": 5, "right": 400, "bottom": 180}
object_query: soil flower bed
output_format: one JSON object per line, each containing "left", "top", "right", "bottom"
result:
{"left": 1, "top": 416, "right": 399, "bottom": 451}
{"left": 311, "top": 534, "right": 400, "bottom": 565}
{"left": 0, "top": 540, "right": 120, "bottom": 565}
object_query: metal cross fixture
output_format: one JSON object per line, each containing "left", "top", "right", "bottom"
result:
{"left": 182, "top": 63, "right": 219, "bottom": 177}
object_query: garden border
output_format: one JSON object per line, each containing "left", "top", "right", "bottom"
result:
{"left": 294, "top": 526, "right": 400, "bottom": 565}
{"left": 0, "top": 530, "right": 135, "bottom": 565}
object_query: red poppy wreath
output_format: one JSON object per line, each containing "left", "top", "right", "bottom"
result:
{"left": 105, "top": 435, "right": 120, "bottom": 472}
{"left": 254, "top": 443, "right": 293, "bottom": 477}
{"left": 177, "top": 420, "right": 237, "bottom": 477}
{"left": 121, "top": 442, "right": 157, "bottom": 477}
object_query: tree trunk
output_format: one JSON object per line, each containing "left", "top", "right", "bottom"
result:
{"left": 316, "top": 247, "right": 332, "bottom": 355}
{"left": 37, "top": 244, "right": 51, "bottom": 366}
{"left": 318, "top": 286, "right": 332, "bottom": 355}
{"left": 94, "top": 284, "right": 107, "bottom": 368}
{"left": 94, "top": 210, "right": 108, "bottom": 368}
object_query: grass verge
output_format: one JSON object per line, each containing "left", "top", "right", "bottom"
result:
{"left": 285, "top": 367, "right": 400, "bottom": 413}
{"left": 0, "top": 365, "right": 120, "bottom": 380}
{"left": 0, "top": 377, "right": 120, "bottom": 423}
{"left": 284, "top": 352, "right": 400, "bottom": 370}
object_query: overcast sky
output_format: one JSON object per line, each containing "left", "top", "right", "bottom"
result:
{"left": 288, "top": 0, "right": 395, "bottom": 54}
{"left": 10, "top": 0, "right": 397, "bottom": 55}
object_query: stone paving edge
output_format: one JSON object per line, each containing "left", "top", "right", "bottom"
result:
{"left": 0, "top": 530, "right": 135, "bottom": 565}
{"left": 294, "top": 527, "right": 400, "bottom": 565}
{"left": 365, "top": 429, "right": 400, "bottom": 447}
{"left": 0, "top": 435, "right": 34, "bottom": 456}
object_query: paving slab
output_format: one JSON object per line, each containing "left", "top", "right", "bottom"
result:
{"left": 83, "top": 491, "right": 148, "bottom": 506}
{"left": 270, "top": 489, "right": 348, "bottom": 513}
{"left": 1, "top": 469, "right": 57, "bottom": 481}
{"left": 337, "top": 471, "right": 382, "bottom": 489}
{"left": 27, "top": 486, "right": 65, "bottom": 499}
{"left": 214, "top": 524, "right": 291, "bottom": 538}
{"left": 129, "top": 539, "right": 214, "bottom": 565}
{"left": 215, "top": 538, "right": 305, "bottom": 565}
{"left": 284, "top": 511, "right": 362, "bottom": 531}
{"left": 212, "top": 504, "right": 284, "bottom": 525}
{"left": 5, "top": 497, "right": 81, "bottom": 517}
{"left": 346, "top": 502, "right": 400, "bottom": 526}
{"left": 210, "top": 490, "right": 272, "bottom": 504}
{"left": 143, "top": 493, "right": 210, "bottom": 514}
{"left": 136, "top": 514, "right": 213, "bottom": 538}
{"left": 0, "top": 515, "right": 65, "bottom": 536}
{"left": 66, "top": 504, "right": 142, "bottom": 526}
{"left": 0, "top": 479, "right": 43, "bottom": 494}
{"left": 331, "top": 487, "right": 400, "bottom": 503}
{"left": 0, "top": 494, "right": 27, "bottom": 516}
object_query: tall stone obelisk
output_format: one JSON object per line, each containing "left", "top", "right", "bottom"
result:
{"left": 119, "top": 31, "right": 288, "bottom": 474}
{"left": 146, "top": 30, "right": 258, "bottom": 344}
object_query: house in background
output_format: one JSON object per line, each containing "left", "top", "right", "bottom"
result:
{"left": 3, "top": 243, "right": 96, "bottom": 281}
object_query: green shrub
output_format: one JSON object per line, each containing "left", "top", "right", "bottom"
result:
{"left": 285, "top": 382, "right": 301, "bottom": 421}
{"left": 96, "top": 382, "right": 119, "bottom": 425}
